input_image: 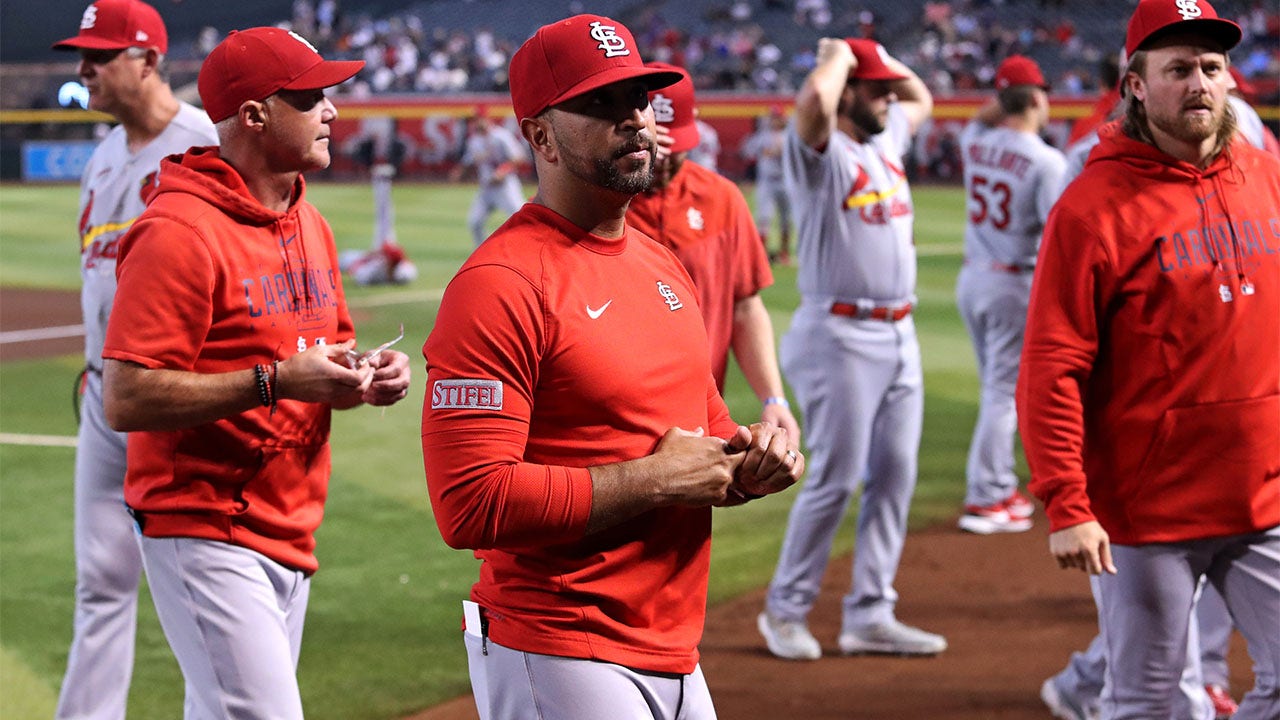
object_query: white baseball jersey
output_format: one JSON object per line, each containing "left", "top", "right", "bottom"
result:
{"left": 1229, "top": 94, "right": 1266, "bottom": 152}
{"left": 742, "top": 126, "right": 786, "bottom": 184}
{"left": 461, "top": 123, "right": 526, "bottom": 187}
{"left": 78, "top": 101, "right": 217, "bottom": 370}
{"left": 783, "top": 104, "right": 915, "bottom": 303}
{"left": 689, "top": 119, "right": 720, "bottom": 172}
{"left": 1061, "top": 132, "right": 1099, "bottom": 194}
{"left": 958, "top": 121, "right": 1066, "bottom": 266}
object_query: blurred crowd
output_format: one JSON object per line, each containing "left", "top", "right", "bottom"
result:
{"left": 249, "top": 0, "right": 1278, "bottom": 100}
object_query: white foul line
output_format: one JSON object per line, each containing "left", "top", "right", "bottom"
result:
{"left": 0, "top": 432, "right": 78, "bottom": 448}
{"left": 0, "top": 324, "right": 86, "bottom": 344}
{"left": 0, "top": 287, "right": 442, "bottom": 348}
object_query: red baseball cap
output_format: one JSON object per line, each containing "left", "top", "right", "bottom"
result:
{"left": 845, "top": 38, "right": 907, "bottom": 82}
{"left": 1124, "top": 0, "right": 1241, "bottom": 57}
{"left": 52, "top": 0, "right": 168, "bottom": 53}
{"left": 646, "top": 62, "right": 699, "bottom": 154}
{"left": 198, "top": 27, "right": 364, "bottom": 123}
{"left": 508, "top": 14, "right": 683, "bottom": 120}
{"left": 995, "top": 55, "right": 1049, "bottom": 90}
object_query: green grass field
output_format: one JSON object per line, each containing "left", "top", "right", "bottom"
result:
{"left": 0, "top": 181, "right": 981, "bottom": 718}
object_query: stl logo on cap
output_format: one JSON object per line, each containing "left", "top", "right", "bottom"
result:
{"left": 651, "top": 93, "right": 675, "bottom": 124}
{"left": 589, "top": 21, "right": 630, "bottom": 58}
{"left": 80, "top": 5, "right": 99, "bottom": 29}
{"left": 1175, "top": 0, "right": 1203, "bottom": 20}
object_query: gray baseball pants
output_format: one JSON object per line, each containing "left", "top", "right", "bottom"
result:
{"left": 766, "top": 305, "right": 923, "bottom": 629}
{"left": 1098, "top": 526, "right": 1280, "bottom": 720}
{"left": 140, "top": 537, "right": 310, "bottom": 720}
{"left": 57, "top": 371, "right": 138, "bottom": 720}
{"left": 463, "top": 610, "right": 716, "bottom": 720}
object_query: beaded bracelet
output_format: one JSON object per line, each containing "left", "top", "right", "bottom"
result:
{"left": 269, "top": 360, "right": 280, "bottom": 416}
{"left": 253, "top": 364, "right": 272, "bottom": 407}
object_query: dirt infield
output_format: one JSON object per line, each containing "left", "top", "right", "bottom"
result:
{"left": 0, "top": 287, "right": 82, "bottom": 361}
{"left": 2, "top": 288, "right": 1252, "bottom": 720}
{"left": 412, "top": 521, "right": 1253, "bottom": 720}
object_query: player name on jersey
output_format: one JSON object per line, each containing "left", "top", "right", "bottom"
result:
{"left": 966, "top": 144, "right": 1035, "bottom": 180}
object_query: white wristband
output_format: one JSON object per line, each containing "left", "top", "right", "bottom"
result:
{"left": 763, "top": 396, "right": 790, "bottom": 409}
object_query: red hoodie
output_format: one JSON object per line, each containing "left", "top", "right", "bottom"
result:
{"left": 103, "top": 146, "right": 355, "bottom": 574}
{"left": 1018, "top": 122, "right": 1280, "bottom": 545}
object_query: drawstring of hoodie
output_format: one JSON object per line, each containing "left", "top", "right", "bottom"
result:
{"left": 1212, "top": 168, "right": 1250, "bottom": 291}
{"left": 1195, "top": 176, "right": 1222, "bottom": 270}
{"left": 275, "top": 217, "right": 314, "bottom": 312}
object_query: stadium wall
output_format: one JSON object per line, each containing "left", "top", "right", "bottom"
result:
{"left": 6, "top": 94, "right": 1276, "bottom": 183}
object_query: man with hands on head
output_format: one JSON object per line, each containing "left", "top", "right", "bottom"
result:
{"left": 422, "top": 14, "right": 802, "bottom": 720}
{"left": 759, "top": 35, "right": 942, "bottom": 661}
{"left": 102, "top": 27, "right": 411, "bottom": 720}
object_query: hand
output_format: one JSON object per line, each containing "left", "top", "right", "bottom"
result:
{"left": 726, "top": 422, "right": 803, "bottom": 498}
{"left": 653, "top": 124, "right": 674, "bottom": 165}
{"left": 1048, "top": 521, "right": 1117, "bottom": 575}
{"left": 278, "top": 340, "right": 374, "bottom": 403}
{"left": 816, "top": 37, "right": 855, "bottom": 72}
{"left": 760, "top": 402, "right": 801, "bottom": 451}
{"left": 648, "top": 426, "right": 747, "bottom": 507}
{"left": 360, "top": 349, "right": 411, "bottom": 406}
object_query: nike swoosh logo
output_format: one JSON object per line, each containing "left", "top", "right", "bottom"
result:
{"left": 586, "top": 300, "right": 613, "bottom": 319}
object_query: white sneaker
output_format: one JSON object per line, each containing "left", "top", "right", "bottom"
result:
{"left": 757, "top": 611, "right": 821, "bottom": 660}
{"left": 838, "top": 619, "right": 947, "bottom": 656}
{"left": 1040, "top": 677, "right": 1100, "bottom": 720}
{"left": 958, "top": 503, "right": 1033, "bottom": 534}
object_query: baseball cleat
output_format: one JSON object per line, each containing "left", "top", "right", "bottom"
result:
{"left": 838, "top": 619, "right": 947, "bottom": 656}
{"left": 1204, "top": 684, "right": 1238, "bottom": 720}
{"left": 958, "top": 502, "right": 1032, "bottom": 535}
{"left": 1003, "top": 489, "right": 1035, "bottom": 520}
{"left": 1040, "top": 677, "right": 1099, "bottom": 720}
{"left": 757, "top": 612, "right": 821, "bottom": 661}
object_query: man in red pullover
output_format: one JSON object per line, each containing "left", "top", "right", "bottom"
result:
{"left": 422, "top": 14, "right": 802, "bottom": 720}
{"left": 103, "top": 27, "right": 411, "bottom": 719}
{"left": 1017, "top": 1, "right": 1280, "bottom": 718}
{"left": 626, "top": 62, "right": 800, "bottom": 445}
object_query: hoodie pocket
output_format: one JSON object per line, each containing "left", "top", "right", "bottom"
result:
{"left": 172, "top": 433, "right": 264, "bottom": 513}
{"left": 1128, "top": 394, "right": 1280, "bottom": 528}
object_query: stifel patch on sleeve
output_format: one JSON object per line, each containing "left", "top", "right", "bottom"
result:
{"left": 431, "top": 379, "right": 504, "bottom": 410}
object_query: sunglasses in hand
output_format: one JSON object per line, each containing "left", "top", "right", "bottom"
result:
{"left": 345, "top": 324, "right": 404, "bottom": 369}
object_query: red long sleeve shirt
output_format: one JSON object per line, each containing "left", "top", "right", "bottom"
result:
{"left": 422, "top": 203, "right": 738, "bottom": 674}
{"left": 627, "top": 160, "right": 774, "bottom": 390}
